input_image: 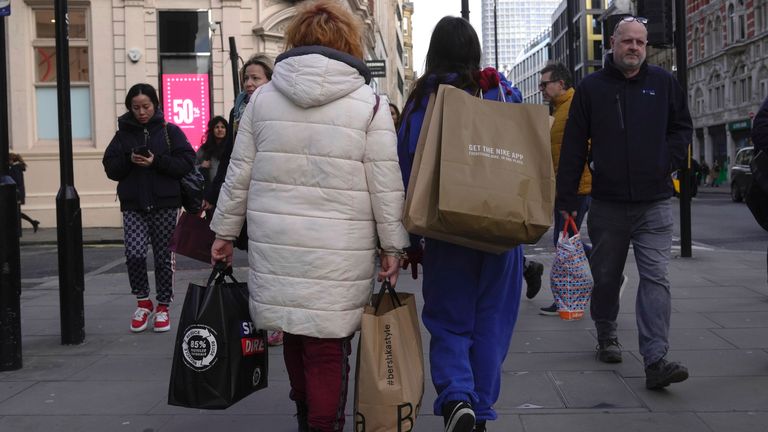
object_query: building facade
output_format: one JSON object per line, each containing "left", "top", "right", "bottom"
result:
{"left": 5, "top": 0, "right": 404, "bottom": 227}
{"left": 509, "top": 30, "right": 551, "bottom": 104}
{"left": 686, "top": 0, "right": 768, "bottom": 179}
{"left": 551, "top": 0, "right": 607, "bottom": 85}
{"left": 402, "top": 1, "right": 415, "bottom": 100}
{"left": 481, "top": 0, "right": 560, "bottom": 71}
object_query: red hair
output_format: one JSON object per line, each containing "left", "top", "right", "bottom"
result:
{"left": 284, "top": 0, "right": 365, "bottom": 59}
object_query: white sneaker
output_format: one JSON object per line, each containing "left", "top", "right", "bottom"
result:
{"left": 618, "top": 274, "right": 629, "bottom": 298}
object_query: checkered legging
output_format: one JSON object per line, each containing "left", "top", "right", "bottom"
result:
{"left": 123, "top": 208, "right": 178, "bottom": 303}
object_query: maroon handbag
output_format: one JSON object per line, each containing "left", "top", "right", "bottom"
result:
{"left": 169, "top": 212, "right": 216, "bottom": 263}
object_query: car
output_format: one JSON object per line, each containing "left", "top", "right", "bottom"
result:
{"left": 731, "top": 146, "right": 754, "bottom": 202}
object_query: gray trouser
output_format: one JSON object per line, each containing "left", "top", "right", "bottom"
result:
{"left": 587, "top": 198, "right": 673, "bottom": 366}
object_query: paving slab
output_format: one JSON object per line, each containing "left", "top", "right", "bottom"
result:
{"left": 0, "top": 381, "right": 166, "bottom": 415}
{"left": 665, "top": 349, "right": 768, "bottom": 377}
{"left": 697, "top": 412, "right": 768, "bottom": 432}
{"left": 494, "top": 371, "right": 565, "bottom": 410}
{"left": 509, "top": 330, "right": 597, "bottom": 353}
{"left": 672, "top": 285, "right": 766, "bottom": 298}
{"left": 502, "top": 351, "right": 645, "bottom": 377}
{"left": 0, "top": 382, "right": 35, "bottom": 404}
{"left": 602, "top": 328, "right": 736, "bottom": 350}
{"left": 705, "top": 311, "right": 768, "bottom": 328}
{"left": 0, "top": 355, "right": 102, "bottom": 381}
{"left": 0, "top": 414, "right": 173, "bottom": 432}
{"left": 552, "top": 370, "right": 643, "bottom": 409}
{"left": 710, "top": 328, "right": 768, "bottom": 349}
{"left": 519, "top": 412, "right": 711, "bottom": 432}
{"left": 626, "top": 377, "right": 768, "bottom": 412}
{"left": 672, "top": 297, "right": 768, "bottom": 313}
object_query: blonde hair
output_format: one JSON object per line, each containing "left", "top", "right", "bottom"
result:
{"left": 284, "top": 0, "right": 365, "bottom": 59}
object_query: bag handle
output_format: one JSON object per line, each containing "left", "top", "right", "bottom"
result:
{"left": 207, "top": 262, "right": 239, "bottom": 287}
{"left": 372, "top": 280, "right": 402, "bottom": 314}
{"left": 562, "top": 215, "right": 579, "bottom": 236}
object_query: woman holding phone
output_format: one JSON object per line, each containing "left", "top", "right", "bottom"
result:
{"left": 103, "top": 83, "right": 196, "bottom": 334}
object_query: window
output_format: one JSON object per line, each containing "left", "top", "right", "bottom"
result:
{"left": 33, "top": 8, "right": 91, "bottom": 140}
{"left": 759, "top": 67, "right": 768, "bottom": 100}
{"left": 403, "top": 16, "right": 409, "bottom": 35}
{"left": 693, "top": 26, "right": 701, "bottom": 60}
{"left": 714, "top": 16, "right": 723, "bottom": 49}
{"left": 695, "top": 87, "right": 704, "bottom": 114}
{"left": 728, "top": 4, "right": 735, "bottom": 43}
{"left": 709, "top": 73, "right": 725, "bottom": 110}
{"left": 404, "top": 51, "right": 409, "bottom": 69}
{"left": 759, "top": 0, "right": 768, "bottom": 32}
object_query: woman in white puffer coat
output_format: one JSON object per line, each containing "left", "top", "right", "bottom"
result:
{"left": 209, "top": 2, "right": 409, "bottom": 431}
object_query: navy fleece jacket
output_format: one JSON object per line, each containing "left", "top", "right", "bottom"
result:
{"left": 556, "top": 54, "right": 692, "bottom": 212}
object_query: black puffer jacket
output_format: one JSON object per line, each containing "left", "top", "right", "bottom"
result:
{"left": 556, "top": 54, "right": 692, "bottom": 212}
{"left": 103, "top": 110, "right": 195, "bottom": 211}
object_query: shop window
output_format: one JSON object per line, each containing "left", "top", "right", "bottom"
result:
{"left": 33, "top": 8, "right": 91, "bottom": 140}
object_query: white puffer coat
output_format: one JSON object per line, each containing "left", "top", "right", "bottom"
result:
{"left": 210, "top": 46, "right": 410, "bottom": 338}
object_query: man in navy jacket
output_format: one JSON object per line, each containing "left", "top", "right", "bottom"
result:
{"left": 556, "top": 17, "right": 692, "bottom": 390}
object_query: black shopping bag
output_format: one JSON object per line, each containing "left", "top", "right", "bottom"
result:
{"left": 168, "top": 264, "right": 268, "bottom": 409}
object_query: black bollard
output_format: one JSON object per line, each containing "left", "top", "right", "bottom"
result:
{"left": 54, "top": 0, "right": 86, "bottom": 344}
{"left": 0, "top": 13, "right": 23, "bottom": 371}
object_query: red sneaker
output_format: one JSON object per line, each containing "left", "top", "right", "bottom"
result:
{"left": 154, "top": 304, "right": 170, "bottom": 333}
{"left": 131, "top": 300, "right": 153, "bottom": 333}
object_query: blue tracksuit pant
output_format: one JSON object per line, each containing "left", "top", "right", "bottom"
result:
{"left": 421, "top": 238, "right": 523, "bottom": 421}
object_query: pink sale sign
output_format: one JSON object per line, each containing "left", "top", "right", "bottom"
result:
{"left": 162, "top": 74, "right": 210, "bottom": 151}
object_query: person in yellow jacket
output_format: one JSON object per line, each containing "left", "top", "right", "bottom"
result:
{"left": 537, "top": 63, "right": 626, "bottom": 315}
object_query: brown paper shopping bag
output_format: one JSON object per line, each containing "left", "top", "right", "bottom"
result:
{"left": 403, "top": 86, "right": 509, "bottom": 252}
{"left": 403, "top": 87, "right": 510, "bottom": 253}
{"left": 437, "top": 85, "right": 554, "bottom": 245}
{"left": 354, "top": 282, "right": 424, "bottom": 432}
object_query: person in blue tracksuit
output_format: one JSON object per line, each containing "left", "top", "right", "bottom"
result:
{"left": 397, "top": 17, "right": 523, "bottom": 432}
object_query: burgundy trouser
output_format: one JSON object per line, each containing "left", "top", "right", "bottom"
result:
{"left": 283, "top": 332, "right": 353, "bottom": 432}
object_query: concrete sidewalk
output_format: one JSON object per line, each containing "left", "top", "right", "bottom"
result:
{"left": 3, "top": 234, "right": 768, "bottom": 431}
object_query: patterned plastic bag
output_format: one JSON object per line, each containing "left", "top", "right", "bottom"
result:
{"left": 549, "top": 216, "right": 593, "bottom": 320}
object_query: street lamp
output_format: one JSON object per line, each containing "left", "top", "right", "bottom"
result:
{"left": 461, "top": 0, "right": 469, "bottom": 20}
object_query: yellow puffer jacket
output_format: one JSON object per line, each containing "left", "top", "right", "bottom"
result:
{"left": 551, "top": 88, "right": 591, "bottom": 195}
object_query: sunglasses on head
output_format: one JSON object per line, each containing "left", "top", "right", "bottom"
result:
{"left": 613, "top": 16, "right": 648, "bottom": 33}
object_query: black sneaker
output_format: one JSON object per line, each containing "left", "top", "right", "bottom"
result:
{"left": 596, "top": 338, "right": 623, "bottom": 363}
{"left": 645, "top": 358, "right": 689, "bottom": 390}
{"left": 524, "top": 260, "right": 544, "bottom": 299}
{"left": 539, "top": 303, "right": 558, "bottom": 316}
{"left": 474, "top": 421, "right": 487, "bottom": 432}
{"left": 443, "top": 401, "right": 475, "bottom": 432}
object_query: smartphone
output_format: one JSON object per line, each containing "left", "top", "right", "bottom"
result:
{"left": 132, "top": 145, "right": 151, "bottom": 157}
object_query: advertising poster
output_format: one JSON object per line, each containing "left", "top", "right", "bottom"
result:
{"left": 162, "top": 74, "right": 210, "bottom": 151}
{"left": 0, "top": 0, "right": 10, "bottom": 16}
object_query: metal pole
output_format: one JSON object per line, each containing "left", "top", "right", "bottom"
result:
{"left": 54, "top": 0, "right": 85, "bottom": 344}
{"left": 228, "top": 37, "right": 240, "bottom": 100}
{"left": 494, "top": 0, "right": 499, "bottom": 70}
{"left": 461, "top": 0, "right": 469, "bottom": 20}
{"left": 675, "top": 0, "right": 692, "bottom": 258}
{"left": 0, "top": 13, "right": 23, "bottom": 371}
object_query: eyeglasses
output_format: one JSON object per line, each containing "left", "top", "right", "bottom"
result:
{"left": 613, "top": 16, "right": 648, "bottom": 33}
{"left": 538, "top": 80, "right": 557, "bottom": 90}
